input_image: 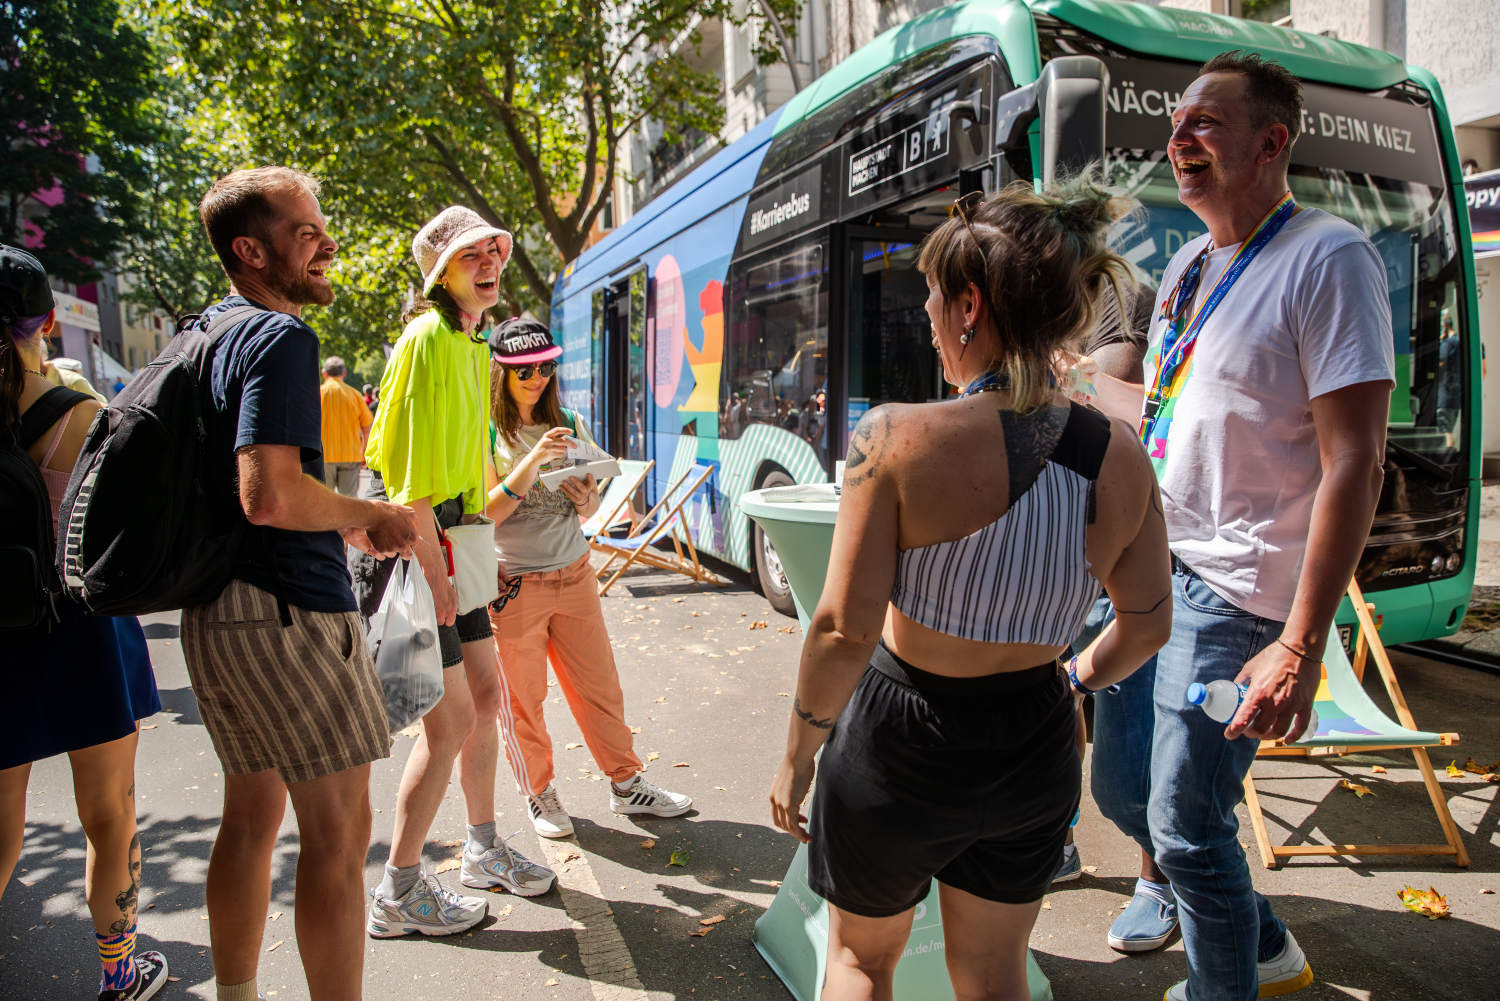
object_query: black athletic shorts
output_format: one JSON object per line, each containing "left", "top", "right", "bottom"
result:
{"left": 350, "top": 472, "right": 494, "bottom": 668}
{"left": 807, "top": 640, "right": 1080, "bottom": 917}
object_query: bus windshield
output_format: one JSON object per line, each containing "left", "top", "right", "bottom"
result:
{"left": 1106, "top": 152, "right": 1464, "bottom": 462}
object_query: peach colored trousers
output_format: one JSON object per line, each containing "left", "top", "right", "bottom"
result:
{"left": 488, "top": 553, "right": 642, "bottom": 796}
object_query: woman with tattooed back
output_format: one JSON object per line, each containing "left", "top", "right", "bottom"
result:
{"left": 768, "top": 174, "right": 1172, "bottom": 1001}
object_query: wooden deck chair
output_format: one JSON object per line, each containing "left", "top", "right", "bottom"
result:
{"left": 1242, "top": 579, "right": 1470, "bottom": 869}
{"left": 580, "top": 458, "right": 653, "bottom": 541}
{"left": 594, "top": 463, "right": 726, "bottom": 596}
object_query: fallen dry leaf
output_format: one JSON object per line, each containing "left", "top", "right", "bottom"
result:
{"left": 1041, "top": 901, "right": 1052, "bottom": 910}
{"left": 630, "top": 726, "right": 642, "bottom": 734}
{"left": 777, "top": 692, "right": 791, "bottom": 697}
{"left": 672, "top": 597, "right": 685, "bottom": 603}
{"left": 768, "top": 880, "right": 782, "bottom": 888}
{"left": 562, "top": 851, "right": 581, "bottom": 863}
{"left": 268, "top": 911, "right": 283, "bottom": 922}
{"left": 654, "top": 697, "right": 666, "bottom": 703}
{"left": 779, "top": 626, "right": 795, "bottom": 633}
{"left": 714, "top": 786, "right": 728, "bottom": 791}
{"left": 1446, "top": 760, "right": 1464, "bottom": 778}
{"left": 545, "top": 978, "right": 560, "bottom": 986}
{"left": 673, "top": 761, "right": 690, "bottom": 767}
{"left": 140, "top": 724, "right": 157, "bottom": 730}
{"left": 167, "top": 976, "right": 181, "bottom": 981}
{"left": 1082, "top": 865, "right": 1099, "bottom": 874}
{"left": 1397, "top": 885, "right": 1451, "bottom": 919}
{"left": 701, "top": 914, "right": 726, "bottom": 925}
{"left": 432, "top": 839, "right": 463, "bottom": 847}
{"left": 689, "top": 928, "right": 712, "bottom": 937}
{"left": 1371, "top": 765, "right": 1387, "bottom": 773}
{"left": 1340, "top": 779, "right": 1375, "bottom": 799}
{"left": 266, "top": 940, "right": 284, "bottom": 953}
{"left": 669, "top": 850, "right": 689, "bottom": 866}
{"left": 647, "top": 752, "right": 660, "bottom": 761}
{"left": 749, "top": 620, "right": 767, "bottom": 629}
{"left": 1482, "top": 888, "right": 1496, "bottom": 895}
{"left": 1464, "top": 756, "right": 1486, "bottom": 774}
{"left": 498, "top": 905, "right": 514, "bottom": 916}
{"left": 640, "top": 839, "right": 656, "bottom": 850}
{"left": 432, "top": 858, "right": 460, "bottom": 874}
{"left": 1483, "top": 772, "right": 1500, "bottom": 783}
{"left": 565, "top": 742, "right": 583, "bottom": 750}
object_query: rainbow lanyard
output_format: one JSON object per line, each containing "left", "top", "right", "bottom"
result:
{"left": 1140, "top": 192, "right": 1296, "bottom": 444}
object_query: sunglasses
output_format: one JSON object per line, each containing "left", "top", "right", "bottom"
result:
{"left": 505, "top": 361, "right": 557, "bottom": 381}
{"left": 489, "top": 575, "right": 524, "bottom": 613}
{"left": 953, "top": 190, "right": 990, "bottom": 271}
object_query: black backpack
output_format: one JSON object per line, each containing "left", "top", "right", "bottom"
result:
{"left": 0, "top": 386, "right": 93, "bottom": 630}
{"left": 55, "top": 304, "right": 277, "bottom": 618}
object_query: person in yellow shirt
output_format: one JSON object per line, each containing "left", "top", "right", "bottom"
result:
{"left": 318, "top": 355, "right": 372, "bottom": 496}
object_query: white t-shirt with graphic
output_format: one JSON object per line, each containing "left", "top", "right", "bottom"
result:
{"left": 1143, "top": 207, "right": 1395, "bottom": 620}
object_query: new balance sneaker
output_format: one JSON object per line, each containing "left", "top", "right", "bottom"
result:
{"left": 367, "top": 869, "right": 488, "bottom": 937}
{"left": 1161, "top": 930, "right": 1313, "bottom": 1000}
{"left": 528, "top": 785, "right": 575, "bottom": 839}
{"left": 1052, "top": 845, "right": 1082, "bottom": 883}
{"left": 610, "top": 775, "right": 691, "bottom": 817}
{"left": 98, "top": 950, "right": 169, "bottom": 1001}
{"left": 1108, "top": 892, "right": 1178, "bottom": 952}
{"left": 462, "top": 832, "right": 556, "bottom": 896}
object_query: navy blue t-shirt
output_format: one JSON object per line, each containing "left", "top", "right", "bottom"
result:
{"left": 202, "top": 297, "right": 356, "bottom": 613}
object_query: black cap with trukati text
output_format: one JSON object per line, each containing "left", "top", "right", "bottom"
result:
{"left": 0, "top": 244, "right": 54, "bottom": 326}
{"left": 488, "top": 318, "right": 562, "bottom": 365}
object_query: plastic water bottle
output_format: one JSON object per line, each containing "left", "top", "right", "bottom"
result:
{"left": 1186, "top": 680, "right": 1318, "bottom": 742}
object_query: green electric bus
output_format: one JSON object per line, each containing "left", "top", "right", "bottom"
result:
{"left": 552, "top": 0, "right": 1481, "bottom": 647}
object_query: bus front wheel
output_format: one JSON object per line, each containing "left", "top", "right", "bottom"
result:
{"left": 754, "top": 470, "right": 798, "bottom": 618}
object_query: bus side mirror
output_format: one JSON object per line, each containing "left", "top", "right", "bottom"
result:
{"left": 994, "top": 56, "right": 1110, "bottom": 188}
{"left": 1038, "top": 56, "right": 1109, "bottom": 187}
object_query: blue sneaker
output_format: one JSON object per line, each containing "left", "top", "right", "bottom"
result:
{"left": 1052, "top": 846, "right": 1082, "bottom": 883}
{"left": 1108, "top": 891, "right": 1178, "bottom": 952}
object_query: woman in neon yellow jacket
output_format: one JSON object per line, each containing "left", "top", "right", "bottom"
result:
{"left": 356, "top": 206, "right": 556, "bottom": 938}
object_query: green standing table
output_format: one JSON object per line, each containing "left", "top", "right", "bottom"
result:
{"left": 739, "top": 486, "right": 1053, "bottom": 1001}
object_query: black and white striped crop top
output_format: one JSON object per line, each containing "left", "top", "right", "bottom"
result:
{"left": 890, "top": 403, "right": 1111, "bottom": 645}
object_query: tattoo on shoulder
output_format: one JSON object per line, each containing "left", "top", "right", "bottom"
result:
{"left": 793, "top": 698, "right": 835, "bottom": 730}
{"left": 842, "top": 409, "right": 893, "bottom": 488}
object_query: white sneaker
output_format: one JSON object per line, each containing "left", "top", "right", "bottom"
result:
{"left": 528, "top": 785, "right": 575, "bottom": 839}
{"left": 610, "top": 775, "right": 691, "bottom": 817}
{"left": 366, "top": 869, "right": 487, "bottom": 938}
{"left": 1258, "top": 930, "right": 1314, "bottom": 997}
{"left": 462, "top": 832, "right": 556, "bottom": 896}
{"left": 1161, "top": 930, "right": 1313, "bottom": 1000}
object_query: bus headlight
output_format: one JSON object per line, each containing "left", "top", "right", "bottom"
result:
{"left": 1445, "top": 554, "right": 1462, "bottom": 574}
{"left": 1430, "top": 556, "right": 1445, "bottom": 574}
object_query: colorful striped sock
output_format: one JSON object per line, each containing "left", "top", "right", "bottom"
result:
{"left": 97, "top": 922, "right": 137, "bottom": 992}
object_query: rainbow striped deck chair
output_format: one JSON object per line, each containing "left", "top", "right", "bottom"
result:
{"left": 1243, "top": 581, "right": 1470, "bottom": 869}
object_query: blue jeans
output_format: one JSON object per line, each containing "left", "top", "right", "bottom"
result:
{"left": 1079, "top": 567, "right": 1288, "bottom": 1001}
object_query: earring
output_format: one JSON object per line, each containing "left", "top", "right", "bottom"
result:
{"left": 959, "top": 322, "right": 973, "bottom": 360}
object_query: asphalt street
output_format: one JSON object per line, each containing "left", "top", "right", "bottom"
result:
{"left": 6, "top": 551, "right": 1500, "bottom": 1001}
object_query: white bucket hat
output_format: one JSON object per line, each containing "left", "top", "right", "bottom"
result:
{"left": 412, "top": 206, "right": 513, "bottom": 296}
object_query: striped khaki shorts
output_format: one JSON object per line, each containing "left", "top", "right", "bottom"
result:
{"left": 182, "top": 580, "right": 392, "bottom": 783}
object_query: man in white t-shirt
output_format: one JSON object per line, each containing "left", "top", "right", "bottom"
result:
{"left": 1072, "top": 52, "right": 1393, "bottom": 1001}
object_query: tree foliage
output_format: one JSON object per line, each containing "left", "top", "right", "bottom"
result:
{"left": 161, "top": 0, "right": 802, "bottom": 321}
{"left": 1, "top": 0, "right": 162, "bottom": 282}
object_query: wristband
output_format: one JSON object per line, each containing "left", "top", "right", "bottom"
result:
{"left": 1068, "top": 655, "right": 1120, "bottom": 696}
{"left": 1275, "top": 637, "right": 1320, "bottom": 664}
{"left": 500, "top": 481, "right": 523, "bottom": 502}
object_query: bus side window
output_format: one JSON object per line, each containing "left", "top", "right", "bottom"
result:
{"left": 723, "top": 239, "right": 830, "bottom": 465}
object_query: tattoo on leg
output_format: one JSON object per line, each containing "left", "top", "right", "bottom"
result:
{"left": 793, "top": 698, "right": 835, "bottom": 730}
{"left": 108, "top": 833, "right": 141, "bottom": 935}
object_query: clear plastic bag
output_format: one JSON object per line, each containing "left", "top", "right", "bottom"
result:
{"left": 368, "top": 559, "right": 445, "bottom": 733}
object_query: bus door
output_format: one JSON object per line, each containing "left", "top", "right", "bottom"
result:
{"left": 838, "top": 225, "right": 944, "bottom": 457}
{"left": 602, "top": 269, "right": 649, "bottom": 465}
